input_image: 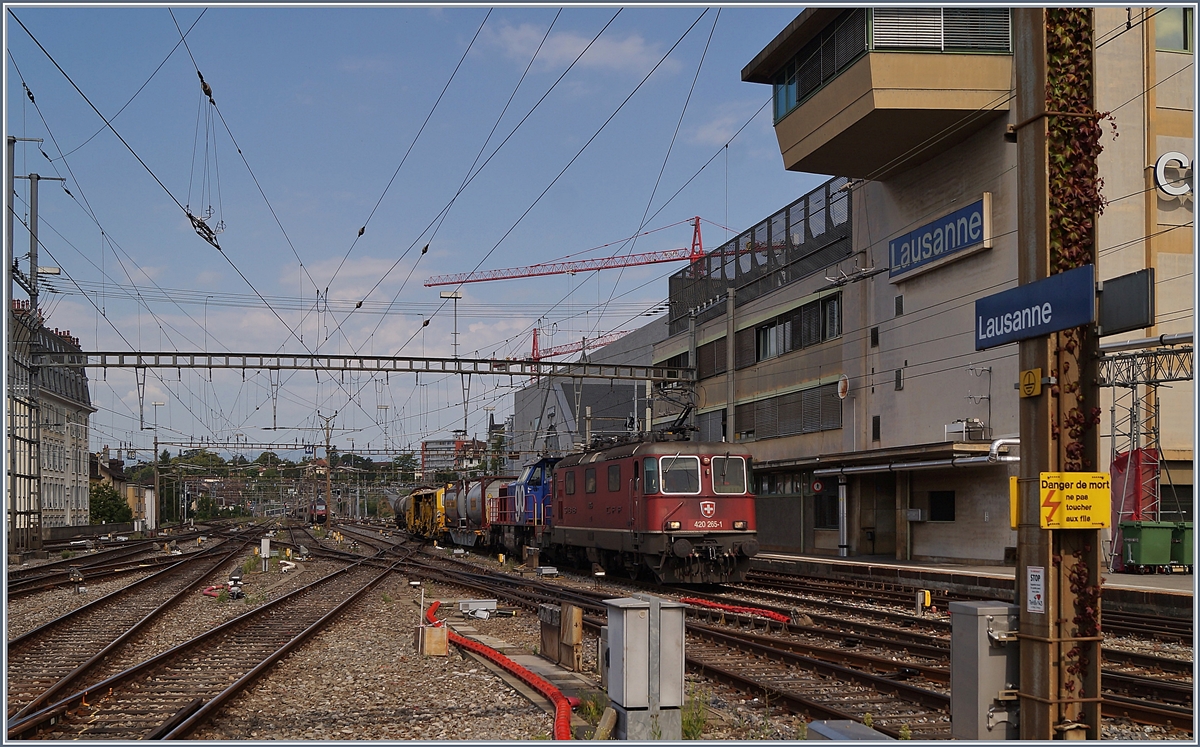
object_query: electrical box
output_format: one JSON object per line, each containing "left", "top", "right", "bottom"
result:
{"left": 605, "top": 595, "right": 685, "bottom": 740}
{"left": 906, "top": 508, "right": 925, "bottom": 522}
{"left": 949, "top": 601, "right": 1019, "bottom": 740}
{"left": 653, "top": 596, "right": 686, "bottom": 708}
{"left": 604, "top": 598, "right": 650, "bottom": 708}
{"left": 945, "top": 419, "right": 988, "bottom": 442}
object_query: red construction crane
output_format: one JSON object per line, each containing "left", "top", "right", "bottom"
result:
{"left": 531, "top": 328, "right": 632, "bottom": 362}
{"left": 425, "top": 217, "right": 703, "bottom": 287}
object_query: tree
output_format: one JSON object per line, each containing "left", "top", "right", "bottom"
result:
{"left": 487, "top": 432, "right": 506, "bottom": 475}
{"left": 194, "top": 494, "right": 218, "bottom": 521}
{"left": 393, "top": 453, "right": 418, "bottom": 482}
{"left": 90, "top": 482, "right": 133, "bottom": 525}
{"left": 178, "top": 449, "right": 226, "bottom": 468}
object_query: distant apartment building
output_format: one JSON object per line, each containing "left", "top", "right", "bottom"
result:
{"left": 38, "top": 327, "right": 95, "bottom": 528}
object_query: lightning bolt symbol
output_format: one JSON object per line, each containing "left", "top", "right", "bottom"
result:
{"left": 1041, "top": 489, "right": 1061, "bottom": 522}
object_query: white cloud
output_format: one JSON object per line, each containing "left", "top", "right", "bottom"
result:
{"left": 487, "top": 22, "right": 679, "bottom": 76}
{"left": 689, "top": 100, "right": 769, "bottom": 148}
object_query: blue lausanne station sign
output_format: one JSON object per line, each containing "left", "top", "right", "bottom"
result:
{"left": 890, "top": 197, "right": 989, "bottom": 279}
{"left": 975, "top": 265, "right": 1095, "bottom": 350}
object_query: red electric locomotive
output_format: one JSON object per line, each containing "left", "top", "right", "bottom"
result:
{"left": 549, "top": 441, "right": 758, "bottom": 583}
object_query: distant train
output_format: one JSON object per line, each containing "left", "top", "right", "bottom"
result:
{"left": 394, "top": 438, "right": 758, "bottom": 584}
{"left": 298, "top": 497, "right": 328, "bottom": 525}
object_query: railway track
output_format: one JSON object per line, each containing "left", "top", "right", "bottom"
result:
{"left": 706, "top": 580, "right": 1192, "bottom": 733}
{"left": 6, "top": 536, "right": 258, "bottom": 722}
{"left": 687, "top": 624, "right": 951, "bottom": 739}
{"left": 8, "top": 544, "right": 169, "bottom": 597}
{"left": 8, "top": 557, "right": 404, "bottom": 740}
{"left": 461, "top": 552, "right": 1194, "bottom": 736}
{"left": 743, "top": 571, "right": 1193, "bottom": 642}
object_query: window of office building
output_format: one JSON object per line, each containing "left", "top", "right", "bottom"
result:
{"left": 1156, "top": 7, "right": 1194, "bottom": 52}
{"left": 773, "top": 9, "right": 1010, "bottom": 122}
{"left": 756, "top": 322, "right": 780, "bottom": 361}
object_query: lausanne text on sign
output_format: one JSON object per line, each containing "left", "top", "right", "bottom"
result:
{"left": 975, "top": 264, "right": 1095, "bottom": 350}
{"left": 890, "top": 196, "right": 990, "bottom": 279}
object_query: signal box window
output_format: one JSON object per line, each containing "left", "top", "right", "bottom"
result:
{"left": 565, "top": 471, "right": 576, "bottom": 495}
{"left": 608, "top": 464, "right": 621, "bottom": 492}
{"left": 930, "top": 490, "right": 956, "bottom": 521}
{"left": 643, "top": 457, "right": 659, "bottom": 494}
{"left": 584, "top": 468, "right": 597, "bottom": 494}
{"left": 712, "top": 456, "right": 747, "bottom": 494}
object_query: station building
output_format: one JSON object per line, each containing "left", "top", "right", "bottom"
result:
{"left": 650, "top": 7, "right": 1193, "bottom": 565}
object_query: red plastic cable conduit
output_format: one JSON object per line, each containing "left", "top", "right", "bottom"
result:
{"left": 679, "top": 597, "right": 791, "bottom": 623}
{"left": 425, "top": 600, "right": 573, "bottom": 740}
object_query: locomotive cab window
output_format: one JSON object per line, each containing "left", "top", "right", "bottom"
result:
{"left": 643, "top": 457, "right": 659, "bottom": 494}
{"left": 660, "top": 455, "right": 701, "bottom": 494}
{"left": 565, "top": 471, "right": 576, "bottom": 495}
{"left": 712, "top": 456, "right": 747, "bottom": 494}
{"left": 520, "top": 464, "right": 543, "bottom": 487}
{"left": 608, "top": 464, "right": 621, "bottom": 492}
{"left": 584, "top": 467, "right": 597, "bottom": 494}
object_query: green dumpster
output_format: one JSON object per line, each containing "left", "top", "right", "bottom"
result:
{"left": 1120, "top": 520, "right": 1173, "bottom": 569}
{"left": 1170, "top": 522, "right": 1193, "bottom": 567}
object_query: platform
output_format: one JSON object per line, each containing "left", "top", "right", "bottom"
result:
{"left": 752, "top": 552, "right": 1194, "bottom": 616}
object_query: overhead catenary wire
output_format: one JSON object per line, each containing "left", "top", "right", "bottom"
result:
{"left": 592, "top": 9, "right": 721, "bottom": 341}
{"left": 11, "top": 10, "right": 400, "bottom": 442}
{"left": 7, "top": 121, "right": 238, "bottom": 443}
{"left": 323, "top": 8, "right": 493, "bottom": 295}
{"left": 323, "top": 10, "right": 625, "bottom": 352}
{"left": 320, "top": 10, "right": 704, "bottom": 426}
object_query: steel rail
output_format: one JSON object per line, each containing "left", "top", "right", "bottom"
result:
{"left": 161, "top": 554, "right": 412, "bottom": 739}
{"left": 7, "top": 537, "right": 257, "bottom": 721}
{"left": 6, "top": 557, "right": 395, "bottom": 739}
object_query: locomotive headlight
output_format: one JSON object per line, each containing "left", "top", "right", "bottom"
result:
{"left": 733, "top": 520, "right": 747, "bottom": 530}
{"left": 665, "top": 520, "right": 682, "bottom": 530}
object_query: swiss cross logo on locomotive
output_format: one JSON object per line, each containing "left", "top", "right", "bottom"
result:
{"left": 700, "top": 501, "right": 716, "bottom": 518}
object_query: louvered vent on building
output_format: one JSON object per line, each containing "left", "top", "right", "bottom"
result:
{"left": 697, "top": 410, "right": 724, "bottom": 443}
{"left": 943, "top": 8, "right": 1011, "bottom": 51}
{"left": 872, "top": 7, "right": 944, "bottom": 49}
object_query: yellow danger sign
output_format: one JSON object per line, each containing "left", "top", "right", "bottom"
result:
{"left": 1039, "top": 472, "right": 1111, "bottom": 529}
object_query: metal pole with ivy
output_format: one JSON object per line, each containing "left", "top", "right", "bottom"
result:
{"left": 1014, "top": 8, "right": 1105, "bottom": 739}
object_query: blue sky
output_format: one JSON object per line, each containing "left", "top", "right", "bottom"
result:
{"left": 6, "top": 5, "right": 826, "bottom": 459}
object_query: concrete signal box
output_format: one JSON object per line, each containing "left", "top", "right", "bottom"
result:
{"left": 604, "top": 594, "right": 686, "bottom": 740}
